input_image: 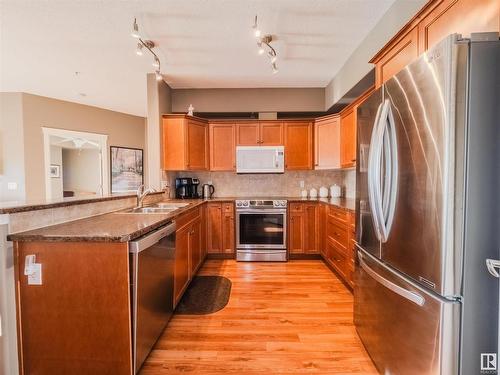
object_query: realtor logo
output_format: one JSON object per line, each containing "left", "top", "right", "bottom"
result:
{"left": 481, "top": 353, "right": 497, "bottom": 373}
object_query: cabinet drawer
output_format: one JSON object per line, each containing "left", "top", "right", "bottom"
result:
{"left": 176, "top": 206, "right": 201, "bottom": 229}
{"left": 222, "top": 202, "right": 234, "bottom": 213}
{"left": 289, "top": 203, "right": 304, "bottom": 212}
{"left": 327, "top": 218, "right": 348, "bottom": 252}
{"left": 328, "top": 206, "right": 348, "bottom": 226}
{"left": 327, "top": 239, "right": 347, "bottom": 279}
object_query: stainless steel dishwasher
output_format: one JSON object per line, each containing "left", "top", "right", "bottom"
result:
{"left": 129, "top": 221, "right": 176, "bottom": 373}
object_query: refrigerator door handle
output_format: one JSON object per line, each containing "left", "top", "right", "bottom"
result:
{"left": 486, "top": 259, "right": 500, "bottom": 278}
{"left": 367, "top": 102, "right": 385, "bottom": 241}
{"left": 359, "top": 251, "right": 425, "bottom": 306}
{"left": 379, "top": 100, "right": 398, "bottom": 242}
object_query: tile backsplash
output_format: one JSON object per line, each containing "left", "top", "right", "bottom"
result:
{"left": 176, "top": 170, "right": 355, "bottom": 198}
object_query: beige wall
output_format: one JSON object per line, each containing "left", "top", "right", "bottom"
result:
{"left": 62, "top": 148, "right": 101, "bottom": 195}
{"left": 0, "top": 93, "right": 26, "bottom": 201}
{"left": 20, "top": 93, "right": 145, "bottom": 200}
{"left": 171, "top": 88, "right": 325, "bottom": 113}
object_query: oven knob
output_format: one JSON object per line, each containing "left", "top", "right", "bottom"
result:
{"left": 236, "top": 201, "right": 242, "bottom": 207}
{"left": 243, "top": 201, "right": 249, "bottom": 206}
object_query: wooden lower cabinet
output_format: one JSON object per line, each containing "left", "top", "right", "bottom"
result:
{"left": 288, "top": 203, "right": 318, "bottom": 254}
{"left": 207, "top": 202, "right": 235, "bottom": 255}
{"left": 174, "top": 224, "right": 191, "bottom": 306}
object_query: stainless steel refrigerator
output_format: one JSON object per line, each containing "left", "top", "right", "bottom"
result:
{"left": 354, "top": 34, "right": 499, "bottom": 375}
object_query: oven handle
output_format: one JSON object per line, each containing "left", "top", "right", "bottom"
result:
{"left": 236, "top": 208, "right": 287, "bottom": 214}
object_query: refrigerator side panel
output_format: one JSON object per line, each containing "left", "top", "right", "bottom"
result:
{"left": 356, "top": 87, "right": 383, "bottom": 258}
{"left": 460, "top": 39, "right": 500, "bottom": 375}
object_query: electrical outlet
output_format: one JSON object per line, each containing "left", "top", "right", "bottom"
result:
{"left": 299, "top": 180, "right": 305, "bottom": 188}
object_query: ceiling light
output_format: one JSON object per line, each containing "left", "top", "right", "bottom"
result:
{"left": 258, "top": 47, "right": 265, "bottom": 55}
{"left": 155, "top": 70, "right": 163, "bottom": 81}
{"left": 136, "top": 43, "right": 143, "bottom": 56}
{"left": 272, "top": 63, "right": 278, "bottom": 74}
{"left": 152, "top": 57, "right": 160, "bottom": 68}
{"left": 131, "top": 18, "right": 140, "bottom": 39}
{"left": 254, "top": 29, "right": 261, "bottom": 38}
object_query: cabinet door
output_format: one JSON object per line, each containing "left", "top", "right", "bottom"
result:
{"left": 187, "top": 119, "right": 208, "bottom": 170}
{"left": 304, "top": 204, "right": 319, "bottom": 254}
{"left": 190, "top": 219, "right": 202, "bottom": 275}
{"left": 162, "top": 117, "right": 187, "bottom": 171}
{"left": 375, "top": 26, "right": 419, "bottom": 87}
{"left": 200, "top": 203, "right": 207, "bottom": 259}
{"left": 209, "top": 123, "right": 236, "bottom": 171}
{"left": 260, "top": 122, "right": 283, "bottom": 145}
{"left": 315, "top": 117, "right": 340, "bottom": 169}
{"left": 236, "top": 122, "right": 260, "bottom": 145}
{"left": 284, "top": 122, "right": 313, "bottom": 170}
{"left": 222, "top": 203, "right": 235, "bottom": 254}
{"left": 340, "top": 108, "right": 356, "bottom": 168}
{"left": 174, "top": 225, "right": 191, "bottom": 306}
{"left": 289, "top": 205, "right": 304, "bottom": 254}
{"left": 207, "top": 203, "right": 222, "bottom": 253}
{"left": 327, "top": 239, "right": 347, "bottom": 280}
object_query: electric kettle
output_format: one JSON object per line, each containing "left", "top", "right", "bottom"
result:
{"left": 202, "top": 184, "right": 215, "bottom": 199}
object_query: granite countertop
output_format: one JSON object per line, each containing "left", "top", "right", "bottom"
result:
{"left": 0, "top": 191, "right": 166, "bottom": 214}
{"left": 7, "top": 197, "right": 355, "bottom": 243}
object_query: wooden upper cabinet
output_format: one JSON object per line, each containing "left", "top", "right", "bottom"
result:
{"left": 284, "top": 121, "right": 313, "bottom": 170}
{"left": 163, "top": 115, "right": 208, "bottom": 171}
{"left": 236, "top": 121, "right": 283, "bottom": 146}
{"left": 340, "top": 108, "right": 356, "bottom": 169}
{"left": 236, "top": 122, "right": 260, "bottom": 145}
{"left": 314, "top": 115, "right": 340, "bottom": 170}
{"left": 260, "top": 122, "right": 283, "bottom": 145}
{"left": 374, "top": 26, "right": 419, "bottom": 87}
{"left": 209, "top": 122, "right": 236, "bottom": 171}
{"left": 418, "top": 0, "right": 499, "bottom": 52}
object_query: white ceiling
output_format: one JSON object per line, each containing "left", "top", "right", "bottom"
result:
{"left": 0, "top": 0, "right": 396, "bottom": 116}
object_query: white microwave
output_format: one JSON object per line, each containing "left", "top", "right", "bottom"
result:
{"left": 236, "top": 146, "right": 285, "bottom": 174}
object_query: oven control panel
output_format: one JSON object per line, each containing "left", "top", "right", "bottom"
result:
{"left": 235, "top": 200, "right": 287, "bottom": 209}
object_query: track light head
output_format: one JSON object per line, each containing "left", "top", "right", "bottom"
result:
{"left": 152, "top": 57, "right": 160, "bottom": 68}
{"left": 272, "top": 63, "right": 278, "bottom": 74}
{"left": 136, "top": 43, "right": 143, "bottom": 56}
{"left": 131, "top": 18, "right": 140, "bottom": 39}
{"left": 258, "top": 47, "right": 265, "bottom": 55}
{"left": 155, "top": 70, "right": 163, "bottom": 81}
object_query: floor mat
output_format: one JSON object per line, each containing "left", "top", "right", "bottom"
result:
{"left": 175, "top": 275, "right": 232, "bottom": 315}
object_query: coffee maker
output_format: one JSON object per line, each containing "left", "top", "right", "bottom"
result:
{"left": 175, "top": 177, "right": 200, "bottom": 199}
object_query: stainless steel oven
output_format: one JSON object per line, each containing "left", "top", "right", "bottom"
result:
{"left": 235, "top": 200, "right": 287, "bottom": 262}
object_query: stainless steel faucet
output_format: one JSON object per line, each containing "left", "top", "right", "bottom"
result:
{"left": 136, "top": 185, "right": 155, "bottom": 208}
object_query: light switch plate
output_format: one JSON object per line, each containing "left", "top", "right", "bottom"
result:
{"left": 7, "top": 182, "right": 17, "bottom": 190}
{"left": 28, "top": 263, "right": 42, "bottom": 285}
{"left": 299, "top": 180, "right": 305, "bottom": 188}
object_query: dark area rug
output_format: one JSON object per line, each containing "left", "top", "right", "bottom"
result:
{"left": 175, "top": 276, "right": 232, "bottom": 315}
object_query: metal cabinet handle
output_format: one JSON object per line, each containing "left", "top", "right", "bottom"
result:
{"left": 359, "top": 252, "right": 425, "bottom": 306}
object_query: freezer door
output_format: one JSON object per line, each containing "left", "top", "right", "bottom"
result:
{"left": 354, "top": 249, "right": 460, "bottom": 375}
{"left": 380, "top": 35, "right": 467, "bottom": 296}
{"left": 356, "top": 87, "right": 383, "bottom": 258}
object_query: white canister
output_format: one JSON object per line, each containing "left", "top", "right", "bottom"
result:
{"left": 301, "top": 189, "right": 308, "bottom": 198}
{"left": 309, "top": 188, "right": 318, "bottom": 198}
{"left": 330, "top": 184, "right": 342, "bottom": 198}
{"left": 319, "top": 186, "right": 329, "bottom": 198}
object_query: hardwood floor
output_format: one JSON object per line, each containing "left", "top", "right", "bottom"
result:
{"left": 140, "top": 260, "right": 377, "bottom": 374}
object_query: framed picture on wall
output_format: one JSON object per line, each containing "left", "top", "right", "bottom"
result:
{"left": 50, "top": 164, "right": 60, "bottom": 178}
{"left": 110, "top": 146, "right": 144, "bottom": 193}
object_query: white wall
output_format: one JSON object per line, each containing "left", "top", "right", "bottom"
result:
{"left": 325, "top": 0, "right": 426, "bottom": 109}
{"left": 50, "top": 145, "right": 63, "bottom": 199}
{"left": 0, "top": 93, "right": 26, "bottom": 201}
{"left": 62, "top": 148, "right": 101, "bottom": 195}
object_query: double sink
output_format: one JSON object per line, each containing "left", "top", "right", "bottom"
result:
{"left": 124, "top": 202, "right": 190, "bottom": 214}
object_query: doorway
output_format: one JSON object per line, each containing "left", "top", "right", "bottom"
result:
{"left": 42, "top": 128, "right": 108, "bottom": 200}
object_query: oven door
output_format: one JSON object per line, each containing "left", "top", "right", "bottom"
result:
{"left": 236, "top": 209, "right": 286, "bottom": 249}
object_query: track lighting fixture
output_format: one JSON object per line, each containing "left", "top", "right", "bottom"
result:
{"left": 252, "top": 15, "right": 279, "bottom": 74}
{"left": 131, "top": 18, "right": 164, "bottom": 81}
{"left": 131, "top": 18, "right": 140, "bottom": 39}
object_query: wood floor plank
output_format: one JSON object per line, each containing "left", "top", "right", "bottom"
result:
{"left": 140, "top": 260, "right": 377, "bottom": 374}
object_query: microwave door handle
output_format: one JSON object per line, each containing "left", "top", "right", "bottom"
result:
{"left": 274, "top": 151, "right": 278, "bottom": 167}
{"left": 359, "top": 252, "right": 425, "bottom": 306}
